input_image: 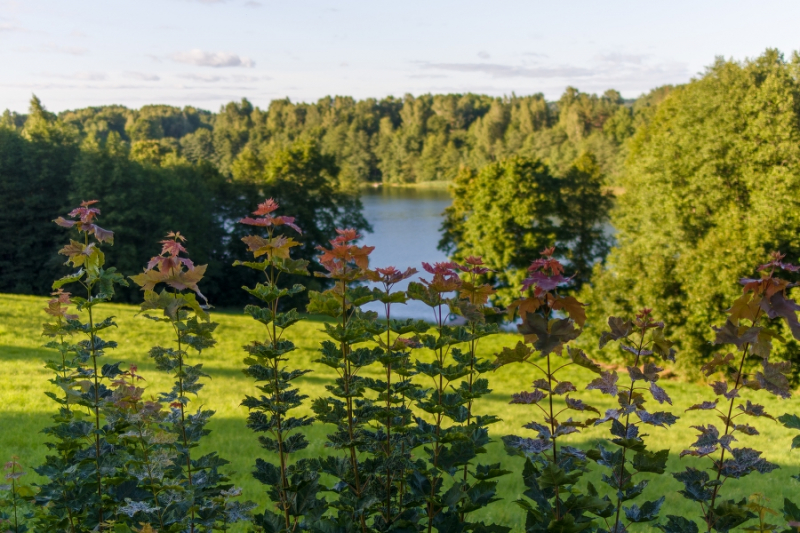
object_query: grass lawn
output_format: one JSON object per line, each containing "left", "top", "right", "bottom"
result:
{"left": 1, "top": 292, "right": 798, "bottom": 531}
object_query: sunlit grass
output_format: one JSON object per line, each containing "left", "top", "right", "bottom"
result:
{"left": 1, "top": 293, "right": 798, "bottom": 531}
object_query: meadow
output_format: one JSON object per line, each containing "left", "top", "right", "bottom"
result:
{"left": 1, "top": 292, "right": 798, "bottom": 531}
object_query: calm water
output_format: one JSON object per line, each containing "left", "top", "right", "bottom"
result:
{"left": 359, "top": 186, "right": 451, "bottom": 321}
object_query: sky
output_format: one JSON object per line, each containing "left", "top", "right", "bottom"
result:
{"left": 1, "top": 0, "right": 799, "bottom": 113}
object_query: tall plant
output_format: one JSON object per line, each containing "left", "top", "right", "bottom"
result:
{"left": 671, "top": 252, "right": 797, "bottom": 533}
{"left": 0, "top": 457, "right": 35, "bottom": 533}
{"left": 497, "top": 249, "right": 605, "bottom": 533}
{"left": 235, "top": 199, "right": 324, "bottom": 531}
{"left": 131, "top": 232, "right": 251, "bottom": 532}
{"left": 362, "top": 265, "right": 428, "bottom": 531}
{"left": 589, "top": 309, "right": 678, "bottom": 532}
{"left": 307, "top": 228, "right": 382, "bottom": 531}
{"left": 36, "top": 200, "right": 127, "bottom": 531}
{"left": 779, "top": 411, "right": 800, "bottom": 530}
{"left": 408, "top": 259, "right": 508, "bottom": 533}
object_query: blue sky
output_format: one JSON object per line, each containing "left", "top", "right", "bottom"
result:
{"left": 1, "top": 0, "right": 798, "bottom": 113}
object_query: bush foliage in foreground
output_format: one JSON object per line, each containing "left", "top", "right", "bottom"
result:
{"left": 2, "top": 199, "right": 799, "bottom": 533}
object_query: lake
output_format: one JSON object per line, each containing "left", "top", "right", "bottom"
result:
{"left": 359, "top": 186, "right": 452, "bottom": 321}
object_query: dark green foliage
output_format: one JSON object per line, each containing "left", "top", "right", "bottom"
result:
{"left": 408, "top": 258, "right": 508, "bottom": 533}
{"left": 35, "top": 201, "right": 132, "bottom": 531}
{"left": 362, "top": 266, "right": 428, "bottom": 531}
{"left": 307, "top": 229, "right": 388, "bottom": 531}
{"left": 0, "top": 98, "right": 369, "bottom": 307}
{"left": 589, "top": 310, "right": 678, "bottom": 532}
{"left": 583, "top": 49, "right": 800, "bottom": 373}
{"left": 0, "top": 98, "right": 79, "bottom": 295}
{"left": 439, "top": 153, "right": 611, "bottom": 305}
{"left": 0, "top": 457, "right": 35, "bottom": 533}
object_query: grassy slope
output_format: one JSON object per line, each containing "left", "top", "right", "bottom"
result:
{"left": 1, "top": 292, "right": 799, "bottom": 531}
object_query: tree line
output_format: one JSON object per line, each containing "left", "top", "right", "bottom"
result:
{"left": 0, "top": 86, "right": 649, "bottom": 305}
{"left": 3, "top": 48, "right": 798, "bottom": 375}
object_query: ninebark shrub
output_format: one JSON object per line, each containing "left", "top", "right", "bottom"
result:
{"left": 234, "top": 199, "right": 324, "bottom": 530}
{"left": 130, "top": 232, "right": 252, "bottom": 532}
{"left": 20, "top": 200, "right": 800, "bottom": 532}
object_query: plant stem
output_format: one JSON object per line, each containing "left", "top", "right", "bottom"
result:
{"left": 340, "top": 278, "right": 366, "bottom": 533}
{"left": 546, "top": 351, "right": 562, "bottom": 519}
{"left": 428, "top": 303, "right": 445, "bottom": 533}
{"left": 612, "top": 330, "right": 646, "bottom": 533}
{"left": 385, "top": 300, "right": 393, "bottom": 525}
{"left": 174, "top": 325, "right": 195, "bottom": 533}
{"left": 462, "top": 323, "right": 477, "bottom": 486}
{"left": 269, "top": 262, "right": 292, "bottom": 531}
{"left": 86, "top": 301, "right": 103, "bottom": 526}
{"left": 135, "top": 410, "right": 166, "bottom": 531}
{"left": 11, "top": 466, "right": 18, "bottom": 533}
{"left": 706, "top": 311, "right": 758, "bottom": 531}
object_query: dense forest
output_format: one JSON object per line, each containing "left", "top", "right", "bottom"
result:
{"left": 3, "top": 49, "right": 800, "bottom": 373}
{"left": 0, "top": 85, "right": 652, "bottom": 305}
{"left": 1, "top": 86, "right": 667, "bottom": 188}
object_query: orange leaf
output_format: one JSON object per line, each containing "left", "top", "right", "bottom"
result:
{"left": 552, "top": 295, "right": 586, "bottom": 328}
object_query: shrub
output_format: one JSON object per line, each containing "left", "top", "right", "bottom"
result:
{"left": 21, "top": 199, "right": 800, "bottom": 532}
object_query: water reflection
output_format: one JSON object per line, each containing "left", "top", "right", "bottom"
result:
{"left": 359, "top": 186, "right": 452, "bottom": 321}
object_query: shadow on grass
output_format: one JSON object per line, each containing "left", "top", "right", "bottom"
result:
{"left": 2, "top": 407, "right": 800, "bottom": 532}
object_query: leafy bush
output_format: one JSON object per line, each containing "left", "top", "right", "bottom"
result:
{"left": 12, "top": 199, "right": 800, "bottom": 532}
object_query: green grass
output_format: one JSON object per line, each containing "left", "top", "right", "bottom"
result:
{"left": 1, "top": 292, "right": 799, "bottom": 531}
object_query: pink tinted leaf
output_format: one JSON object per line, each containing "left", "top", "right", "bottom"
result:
{"left": 587, "top": 371, "right": 618, "bottom": 397}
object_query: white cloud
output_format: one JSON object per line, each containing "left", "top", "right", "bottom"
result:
{"left": 477, "top": 51, "right": 490, "bottom": 59}
{"left": 17, "top": 43, "right": 88, "bottom": 55}
{"left": 595, "top": 53, "right": 649, "bottom": 65}
{"left": 420, "top": 62, "right": 592, "bottom": 78}
{"left": 0, "top": 22, "right": 27, "bottom": 32}
{"left": 178, "top": 73, "right": 224, "bottom": 82}
{"left": 171, "top": 49, "right": 255, "bottom": 68}
{"left": 40, "top": 72, "right": 107, "bottom": 81}
{"left": 244, "top": 1, "right": 262, "bottom": 6}
{"left": 125, "top": 72, "right": 160, "bottom": 81}
{"left": 230, "top": 74, "right": 265, "bottom": 81}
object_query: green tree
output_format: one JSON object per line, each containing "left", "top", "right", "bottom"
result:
{"left": 440, "top": 156, "right": 559, "bottom": 304}
{"left": 557, "top": 152, "right": 613, "bottom": 286}
{"left": 0, "top": 97, "right": 79, "bottom": 295}
{"left": 582, "top": 49, "right": 800, "bottom": 373}
{"left": 441, "top": 153, "right": 611, "bottom": 305}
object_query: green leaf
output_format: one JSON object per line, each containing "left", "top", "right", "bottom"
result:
{"left": 625, "top": 497, "right": 665, "bottom": 523}
{"left": 493, "top": 341, "right": 532, "bottom": 366}
{"left": 658, "top": 516, "right": 700, "bottom": 533}
{"left": 568, "top": 346, "right": 602, "bottom": 373}
{"left": 233, "top": 259, "right": 268, "bottom": 271}
{"left": 710, "top": 498, "right": 757, "bottom": 533}
{"left": 546, "top": 513, "right": 593, "bottom": 533}
{"left": 306, "top": 290, "right": 342, "bottom": 317}
{"left": 779, "top": 413, "right": 800, "bottom": 430}
{"left": 632, "top": 449, "right": 669, "bottom": 474}
{"left": 783, "top": 497, "right": 800, "bottom": 523}
{"left": 537, "top": 461, "right": 581, "bottom": 489}
{"left": 52, "top": 270, "right": 84, "bottom": 289}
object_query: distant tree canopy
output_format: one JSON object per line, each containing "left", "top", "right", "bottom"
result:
{"left": 0, "top": 86, "right": 651, "bottom": 304}
{"left": 440, "top": 152, "right": 612, "bottom": 305}
{"left": 0, "top": 98, "right": 369, "bottom": 305}
{"left": 2, "top": 87, "right": 647, "bottom": 190}
{"left": 582, "top": 49, "right": 800, "bottom": 373}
